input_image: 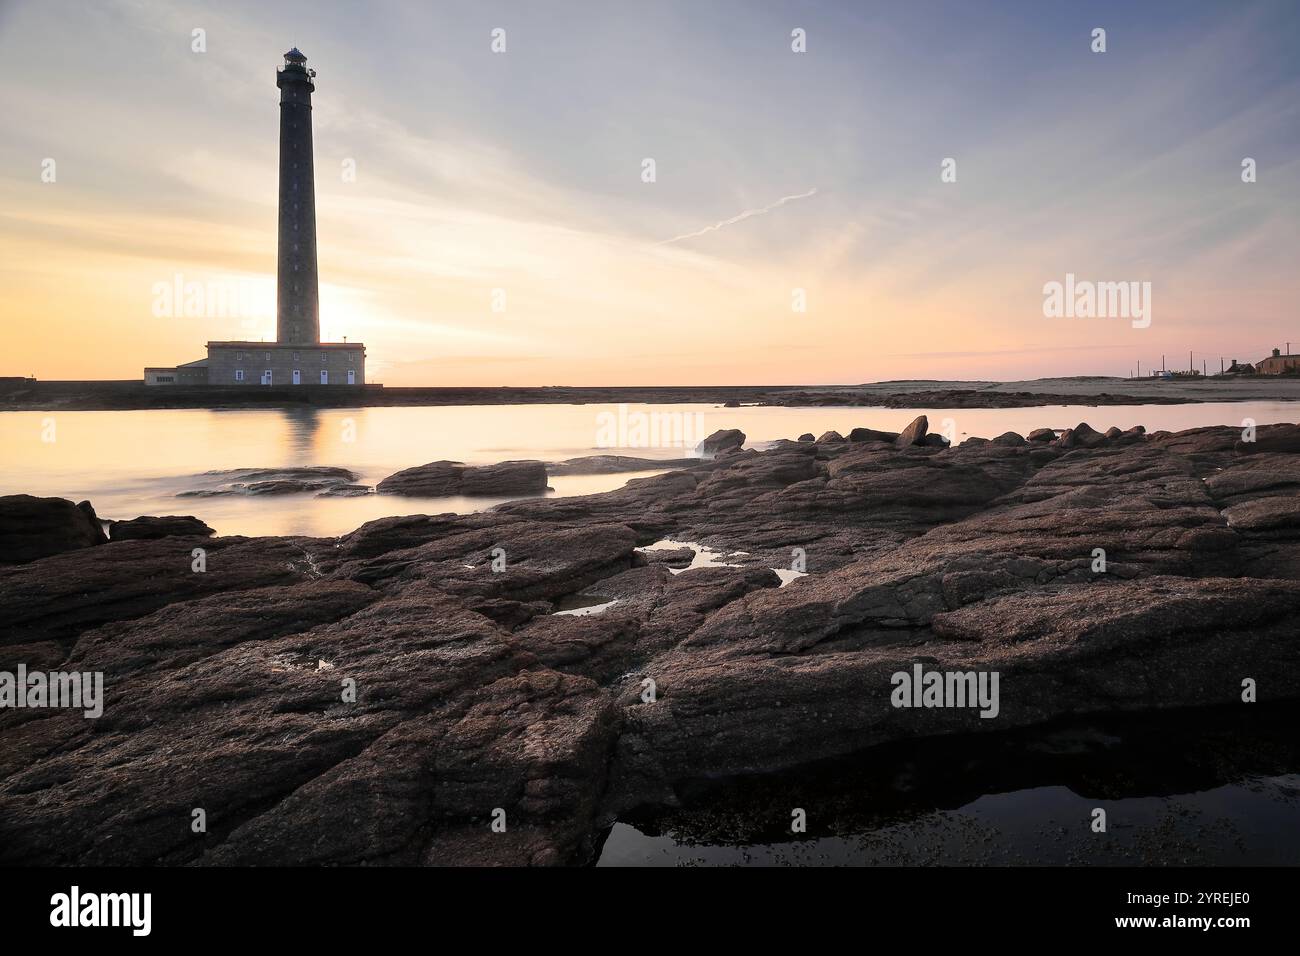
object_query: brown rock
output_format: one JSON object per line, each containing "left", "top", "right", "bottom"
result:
{"left": 697, "top": 429, "right": 745, "bottom": 458}
{"left": 377, "top": 460, "right": 548, "bottom": 496}
{"left": 895, "top": 415, "right": 929, "bottom": 447}
{"left": 849, "top": 427, "right": 899, "bottom": 443}
{"left": 0, "top": 495, "right": 107, "bottom": 564}
{"left": 108, "top": 515, "right": 215, "bottom": 540}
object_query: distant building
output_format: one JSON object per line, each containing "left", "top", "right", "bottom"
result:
{"left": 1257, "top": 348, "right": 1299, "bottom": 375}
{"left": 145, "top": 49, "right": 365, "bottom": 386}
{"left": 1224, "top": 358, "right": 1256, "bottom": 376}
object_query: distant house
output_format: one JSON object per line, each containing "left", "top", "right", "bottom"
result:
{"left": 1224, "top": 359, "right": 1256, "bottom": 375}
{"left": 1257, "top": 348, "right": 1300, "bottom": 375}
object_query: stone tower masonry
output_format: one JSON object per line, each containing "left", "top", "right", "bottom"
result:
{"left": 275, "top": 48, "right": 319, "bottom": 346}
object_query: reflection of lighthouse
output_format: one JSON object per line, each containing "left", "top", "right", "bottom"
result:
{"left": 276, "top": 47, "right": 319, "bottom": 346}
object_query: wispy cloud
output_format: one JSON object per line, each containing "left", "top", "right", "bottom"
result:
{"left": 657, "top": 188, "right": 819, "bottom": 245}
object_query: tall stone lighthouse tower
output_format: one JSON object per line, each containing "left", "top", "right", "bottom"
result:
{"left": 142, "top": 48, "right": 367, "bottom": 387}
{"left": 276, "top": 48, "right": 319, "bottom": 346}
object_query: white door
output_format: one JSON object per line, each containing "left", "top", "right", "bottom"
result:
{"left": 347, "top": 369, "right": 355, "bottom": 385}
{"left": 292, "top": 369, "right": 301, "bottom": 385}
{"left": 261, "top": 370, "right": 272, "bottom": 386}
{"left": 320, "top": 370, "right": 328, "bottom": 385}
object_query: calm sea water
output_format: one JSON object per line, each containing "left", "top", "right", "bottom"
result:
{"left": 1, "top": 401, "right": 1296, "bottom": 537}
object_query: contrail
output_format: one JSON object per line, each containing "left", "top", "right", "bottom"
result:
{"left": 657, "top": 188, "right": 818, "bottom": 245}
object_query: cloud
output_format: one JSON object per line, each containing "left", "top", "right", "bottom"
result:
{"left": 657, "top": 188, "right": 819, "bottom": 245}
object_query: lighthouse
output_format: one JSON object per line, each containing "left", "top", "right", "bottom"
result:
{"left": 142, "top": 48, "right": 367, "bottom": 387}
{"left": 276, "top": 47, "right": 319, "bottom": 346}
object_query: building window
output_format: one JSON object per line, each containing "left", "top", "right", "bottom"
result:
{"left": 264, "top": 352, "right": 271, "bottom": 361}
{"left": 320, "top": 370, "right": 329, "bottom": 385}
{"left": 348, "top": 352, "right": 355, "bottom": 363}
{"left": 321, "top": 353, "right": 328, "bottom": 363}
{"left": 235, "top": 369, "right": 244, "bottom": 382}
{"left": 293, "top": 352, "right": 300, "bottom": 361}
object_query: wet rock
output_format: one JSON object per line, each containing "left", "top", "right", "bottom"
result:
{"left": 377, "top": 460, "right": 548, "bottom": 497}
{"left": 797, "top": 433, "right": 815, "bottom": 442}
{"left": 697, "top": 429, "right": 745, "bottom": 458}
{"left": 1058, "top": 422, "right": 1105, "bottom": 449}
{"left": 896, "top": 415, "right": 929, "bottom": 447}
{"left": 990, "top": 431, "right": 1026, "bottom": 447}
{"left": 1223, "top": 497, "right": 1300, "bottom": 532}
{"left": 816, "top": 430, "right": 846, "bottom": 443}
{"left": 1027, "top": 428, "right": 1056, "bottom": 442}
{"left": 177, "top": 467, "right": 361, "bottom": 497}
{"left": 639, "top": 546, "right": 696, "bottom": 569}
{"left": 108, "top": 515, "right": 215, "bottom": 540}
{"left": 849, "top": 427, "right": 899, "bottom": 443}
{"left": 1236, "top": 423, "right": 1300, "bottom": 455}
{"left": 462, "top": 461, "right": 549, "bottom": 496}
{"left": 375, "top": 460, "right": 463, "bottom": 495}
{"left": 316, "top": 484, "right": 374, "bottom": 497}
{"left": 0, "top": 495, "right": 107, "bottom": 564}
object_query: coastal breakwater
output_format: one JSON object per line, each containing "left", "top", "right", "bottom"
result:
{"left": 6, "top": 376, "right": 1300, "bottom": 412}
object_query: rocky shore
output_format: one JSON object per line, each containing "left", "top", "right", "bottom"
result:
{"left": 2, "top": 416, "right": 1299, "bottom": 865}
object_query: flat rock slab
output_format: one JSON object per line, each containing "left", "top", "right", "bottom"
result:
{"left": 108, "top": 515, "right": 215, "bottom": 540}
{"left": 377, "top": 460, "right": 548, "bottom": 496}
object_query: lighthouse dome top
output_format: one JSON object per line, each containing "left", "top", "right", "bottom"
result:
{"left": 284, "top": 48, "right": 307, "bottom": 63}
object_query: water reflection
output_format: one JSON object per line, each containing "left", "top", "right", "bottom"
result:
{"left": 278, "top": 405, "right": 324, "bottom": 458}
{"left": 596, "top": 703, "right": 1300, "bottom": 866}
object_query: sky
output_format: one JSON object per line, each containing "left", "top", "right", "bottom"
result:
{"left": 1, "top": 0, "right": 1298, "bottom": 386}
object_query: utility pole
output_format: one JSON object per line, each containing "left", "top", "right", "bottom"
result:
{"left": 1137, "top": 360, "right": 1141, "bottom": 378}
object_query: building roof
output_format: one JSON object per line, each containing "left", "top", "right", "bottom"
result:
{"left": 178, "top": 357, "right": 209, "bottom": 367}
{"left": 205, "top": 341, "right": 364, "bottom": 349}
